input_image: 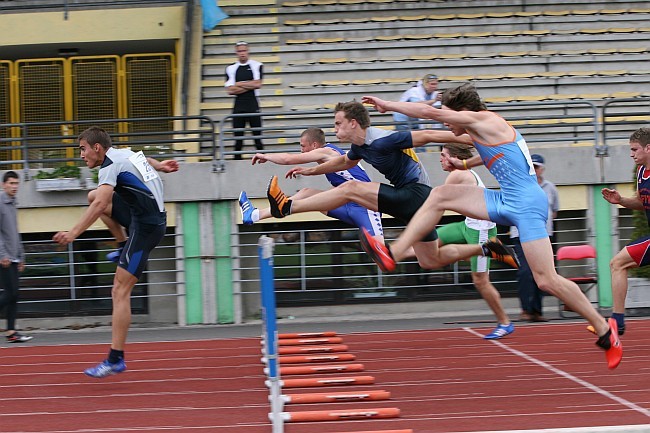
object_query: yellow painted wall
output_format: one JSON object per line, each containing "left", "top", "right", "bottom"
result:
{"left": 0, "top": 6, "right": 185, "bottom": 47}
{"left": 18, "top": 203, "right": 177, "bottom": 233}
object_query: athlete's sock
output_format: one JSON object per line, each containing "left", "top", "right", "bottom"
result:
{"left": 481, "top": 244, "right": 490, "bottom": 257}
{"left": 611, "top": 312, "right": 625, "bottom": 330}
{"left": 282, "top": 199, "right": 293, "bottom": 216}
{"left": 108, "top": 349, "right": 124, "bottom": 364}
{"left": 251, "top": 209, "right": 260, "bottom": 223}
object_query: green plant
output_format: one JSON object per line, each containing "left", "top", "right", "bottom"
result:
{"left": 90, "top": 168, "right": 99, "bottom": 183}
{"left": 34, "top": 165, "right": 81, "bottom": 180}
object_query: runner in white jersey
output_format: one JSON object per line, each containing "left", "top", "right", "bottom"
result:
{"left": 362, "top": 83, "right": 622, "bottom": 369}
{"left": 54, "top": 126, "right": 175, "bottom": 378}
{"left": 435, "top": 143, "right": 513, "bottom": 340}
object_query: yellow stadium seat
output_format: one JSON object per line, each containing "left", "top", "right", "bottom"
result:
{"left": 371, "top": 16, "right": 399, "bottom": 22}
{"left": 285, "top": 19, "right": 312, "bottom": 25}
{"left": 400, "top": 14, "right": 428, "bottom": 21}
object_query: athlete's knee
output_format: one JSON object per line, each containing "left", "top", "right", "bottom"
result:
{"left": 336, "top": 181, "right": 361, "bottom": 199}
{"left": 471, "top": 273, "right": 492, "bottom": 292}
{"left": 87, "top": 189, "right": 96, "bottom": 205}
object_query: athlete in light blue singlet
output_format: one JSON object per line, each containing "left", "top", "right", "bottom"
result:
{"left": 362, "top": 84, "right": 622, "bottom": 370}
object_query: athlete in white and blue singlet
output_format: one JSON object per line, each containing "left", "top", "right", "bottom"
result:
{"left": 239, "top": 127, "right": 383, "bottom": 238}
{"left": 54, "top": 126, "right": 171, "bottom": 378}
{"left": 362, "top": 83, "right": 622, "bottom": 369}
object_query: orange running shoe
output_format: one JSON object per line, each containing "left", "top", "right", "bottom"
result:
{"left": 595, "top": 318, "right": 623, "bottom": 369}
{"left": 482, "top": 237, "right": 520, "bottom": 269}
{"left": 359, "top": 227, "right": 396, "bottom": 272}
{"left": 267, "top": 175, "right": 291, "bottom": 218}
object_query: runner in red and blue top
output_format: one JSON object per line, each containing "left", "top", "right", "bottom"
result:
{"left": 362, "top": 83, "right": 622, "bottom": 369}
{"left": 601, "top": 127, "right": 650, "bottom": 338}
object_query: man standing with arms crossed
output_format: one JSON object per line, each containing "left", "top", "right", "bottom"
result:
{"left": 54, "top": 126, "right": 169, "bottom": 378}
{"left": 225, "top": 41, "right": 264, "bottom": 159}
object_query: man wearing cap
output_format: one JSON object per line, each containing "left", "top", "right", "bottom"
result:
{"left": 510, "top": 153, "right": 559, "bottom": 322}
{"left": 225, "top": 41, "right": 264, "bottom": 159}
{"left": 393, "top": 74, "right": 442, "bottom": 132}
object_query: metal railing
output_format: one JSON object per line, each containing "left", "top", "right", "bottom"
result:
{"left": 0, "top": 115, "right": 217, "bottom": 177}
{"left": 216, "top": 100, "right": 602, "bottom": 169}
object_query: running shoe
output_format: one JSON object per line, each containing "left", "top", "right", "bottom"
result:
{"left": 84, "top": 359, "right": 127, "bottom": 378}
{"left": 106, "top": 248, "right": 123, "bottom": 263}
{"left": 6, "top": 332, "right": 33, "bottom": 343}
{"left": 484, "top": 323, "right": 515, "bottom": 340}
{"left": 239, "top": 191, "right": 256, "bottom": 225}
{"left": 482, "top": 237, "right": 520, "bottom": 269}
{"left": 267, "top": 176, "right": 291, "bottom": 218}
{"left": 595, "top": 318, "right": 623, "bottom": 369}
{"left": 359, "top": 227, "right": 396, "bottom": 272}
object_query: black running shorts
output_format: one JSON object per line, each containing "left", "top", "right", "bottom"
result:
{"left": 377, "top": 182, "right": 438, "bottom": 242}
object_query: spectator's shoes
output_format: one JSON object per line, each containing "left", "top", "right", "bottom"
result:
{"left": 106, "top": 248, "right": 123, "bottom": 264}
{"left": 267, "top": 176, "right": 291, "bottom": 218}
{"left": 484, "top": 323, "right": 515, "bottom": 340}
{"left": 359, "top": 227, "right": 396, "bottom": 272}
{"left": 239, "top": 191, "right": 256, "bottom": 225}
{"left": 482, "top": 238, "right": 520, "bottom": 269}
{"left": 84, "top": 359, "right": 127, "bottom": 378}
{"left": 595, "top": 318, "right": 623, "bottom": 369}
{"left": 6, "top": 332, "right": 33, "bottom": 343}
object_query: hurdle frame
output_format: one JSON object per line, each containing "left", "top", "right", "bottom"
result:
{"left": 259, "top": 235, "right": 284, "bottom": 433}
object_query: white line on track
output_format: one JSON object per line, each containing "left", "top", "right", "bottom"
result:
{"left": 463, "top": 327, "right": 650, "bottom": 419}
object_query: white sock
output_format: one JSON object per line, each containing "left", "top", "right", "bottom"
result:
{"left": 252, "top": 209, "right": 260, "bottom": 222}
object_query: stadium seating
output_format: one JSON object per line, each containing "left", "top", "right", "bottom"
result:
{"left": 204, "top": 0, "right": 650, "bottom": 148}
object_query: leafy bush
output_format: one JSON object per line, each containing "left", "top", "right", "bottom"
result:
{"left": 34, "top": 165, "right": 81, "bottom": 180}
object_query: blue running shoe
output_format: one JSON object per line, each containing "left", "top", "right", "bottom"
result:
{"left": 484, "top": 323, "right": 515, "bottom": 340}
{"left": 239, "top": 191, "right": 256, "bottom": 225}
{"left": 84, "top": 359, "right": 126, "bottom": 378}
{"left": 106, "top": 248, "right": 122, "bottom": 263}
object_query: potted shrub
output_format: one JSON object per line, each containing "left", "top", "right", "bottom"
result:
{"left": 34, "top": 165, "right": 83, "bottom": 192}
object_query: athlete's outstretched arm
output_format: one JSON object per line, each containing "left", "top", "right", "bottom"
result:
{"left": 252, "top": 148, "right": 332, "bottom": 166}
{"left": 362, "top": 96, "right": 477, "bottom": 127}
{"left": 286, "top": 154, "right": 356, "bottom": 178}
{"left": 411, "top": 130, "right": 473, "bottom": 147}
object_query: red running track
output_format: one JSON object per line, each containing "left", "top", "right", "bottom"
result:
{"left": 1, "top": 320, "right": 649, "bottom": 433}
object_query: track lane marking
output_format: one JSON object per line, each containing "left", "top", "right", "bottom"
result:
{"left": 464, "top": 327, "right": 650, "bottom": 418}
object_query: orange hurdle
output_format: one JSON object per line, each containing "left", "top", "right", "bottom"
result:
{"left": 278, "top": 331, "right": 337, "bottom": 339}
{"left": 277, "top": 337, "right": 343, "bottom": 346}
{"left": 278, "top": 407, "right": 400, "bottom": 422}
{"left": 282, "top": 390, "right": 390, "bottom": 404}
{"left": 278, "top": 353, "right": 356, "bottom": 364}
{"left": 271, "top": 375, "right": 375, "bottom": 388}
{"left": 276, "top": 363, "right": 364, "bottom": 375}
{"left": 278, "top": 344, "right": 348, "bottom": 355}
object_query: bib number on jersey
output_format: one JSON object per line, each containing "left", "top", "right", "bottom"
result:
{"left": 129, "top": 151, "right": 159, "bottom": 182}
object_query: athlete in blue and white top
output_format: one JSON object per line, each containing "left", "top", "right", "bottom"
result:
{"left": 239, "top": 127, "right": 383, "bottom": 238}
{"left": 264, "top": 101, "right": 502, "bottom": 272}
{"left": 54, "top": 126, "right": 174, "bottom": 378}
{"left": 363, "top": 83, "right": 622, "bottom": 369}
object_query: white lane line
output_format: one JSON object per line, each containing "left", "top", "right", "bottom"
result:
{"left": 463, "top": 327, "right": 650, "bottom": 418}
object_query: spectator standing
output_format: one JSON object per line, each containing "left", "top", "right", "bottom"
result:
{"left": 225, "top": 41, "right": 264, "bottom": 159}
{"left": 510, "top": 154, "right": 559, "bottom": 322}
{"left": 0, "top": 171, "right": 31, "bottom": 343}
{"left": 393, "top": 74, "right": 442, "bottom": 132}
